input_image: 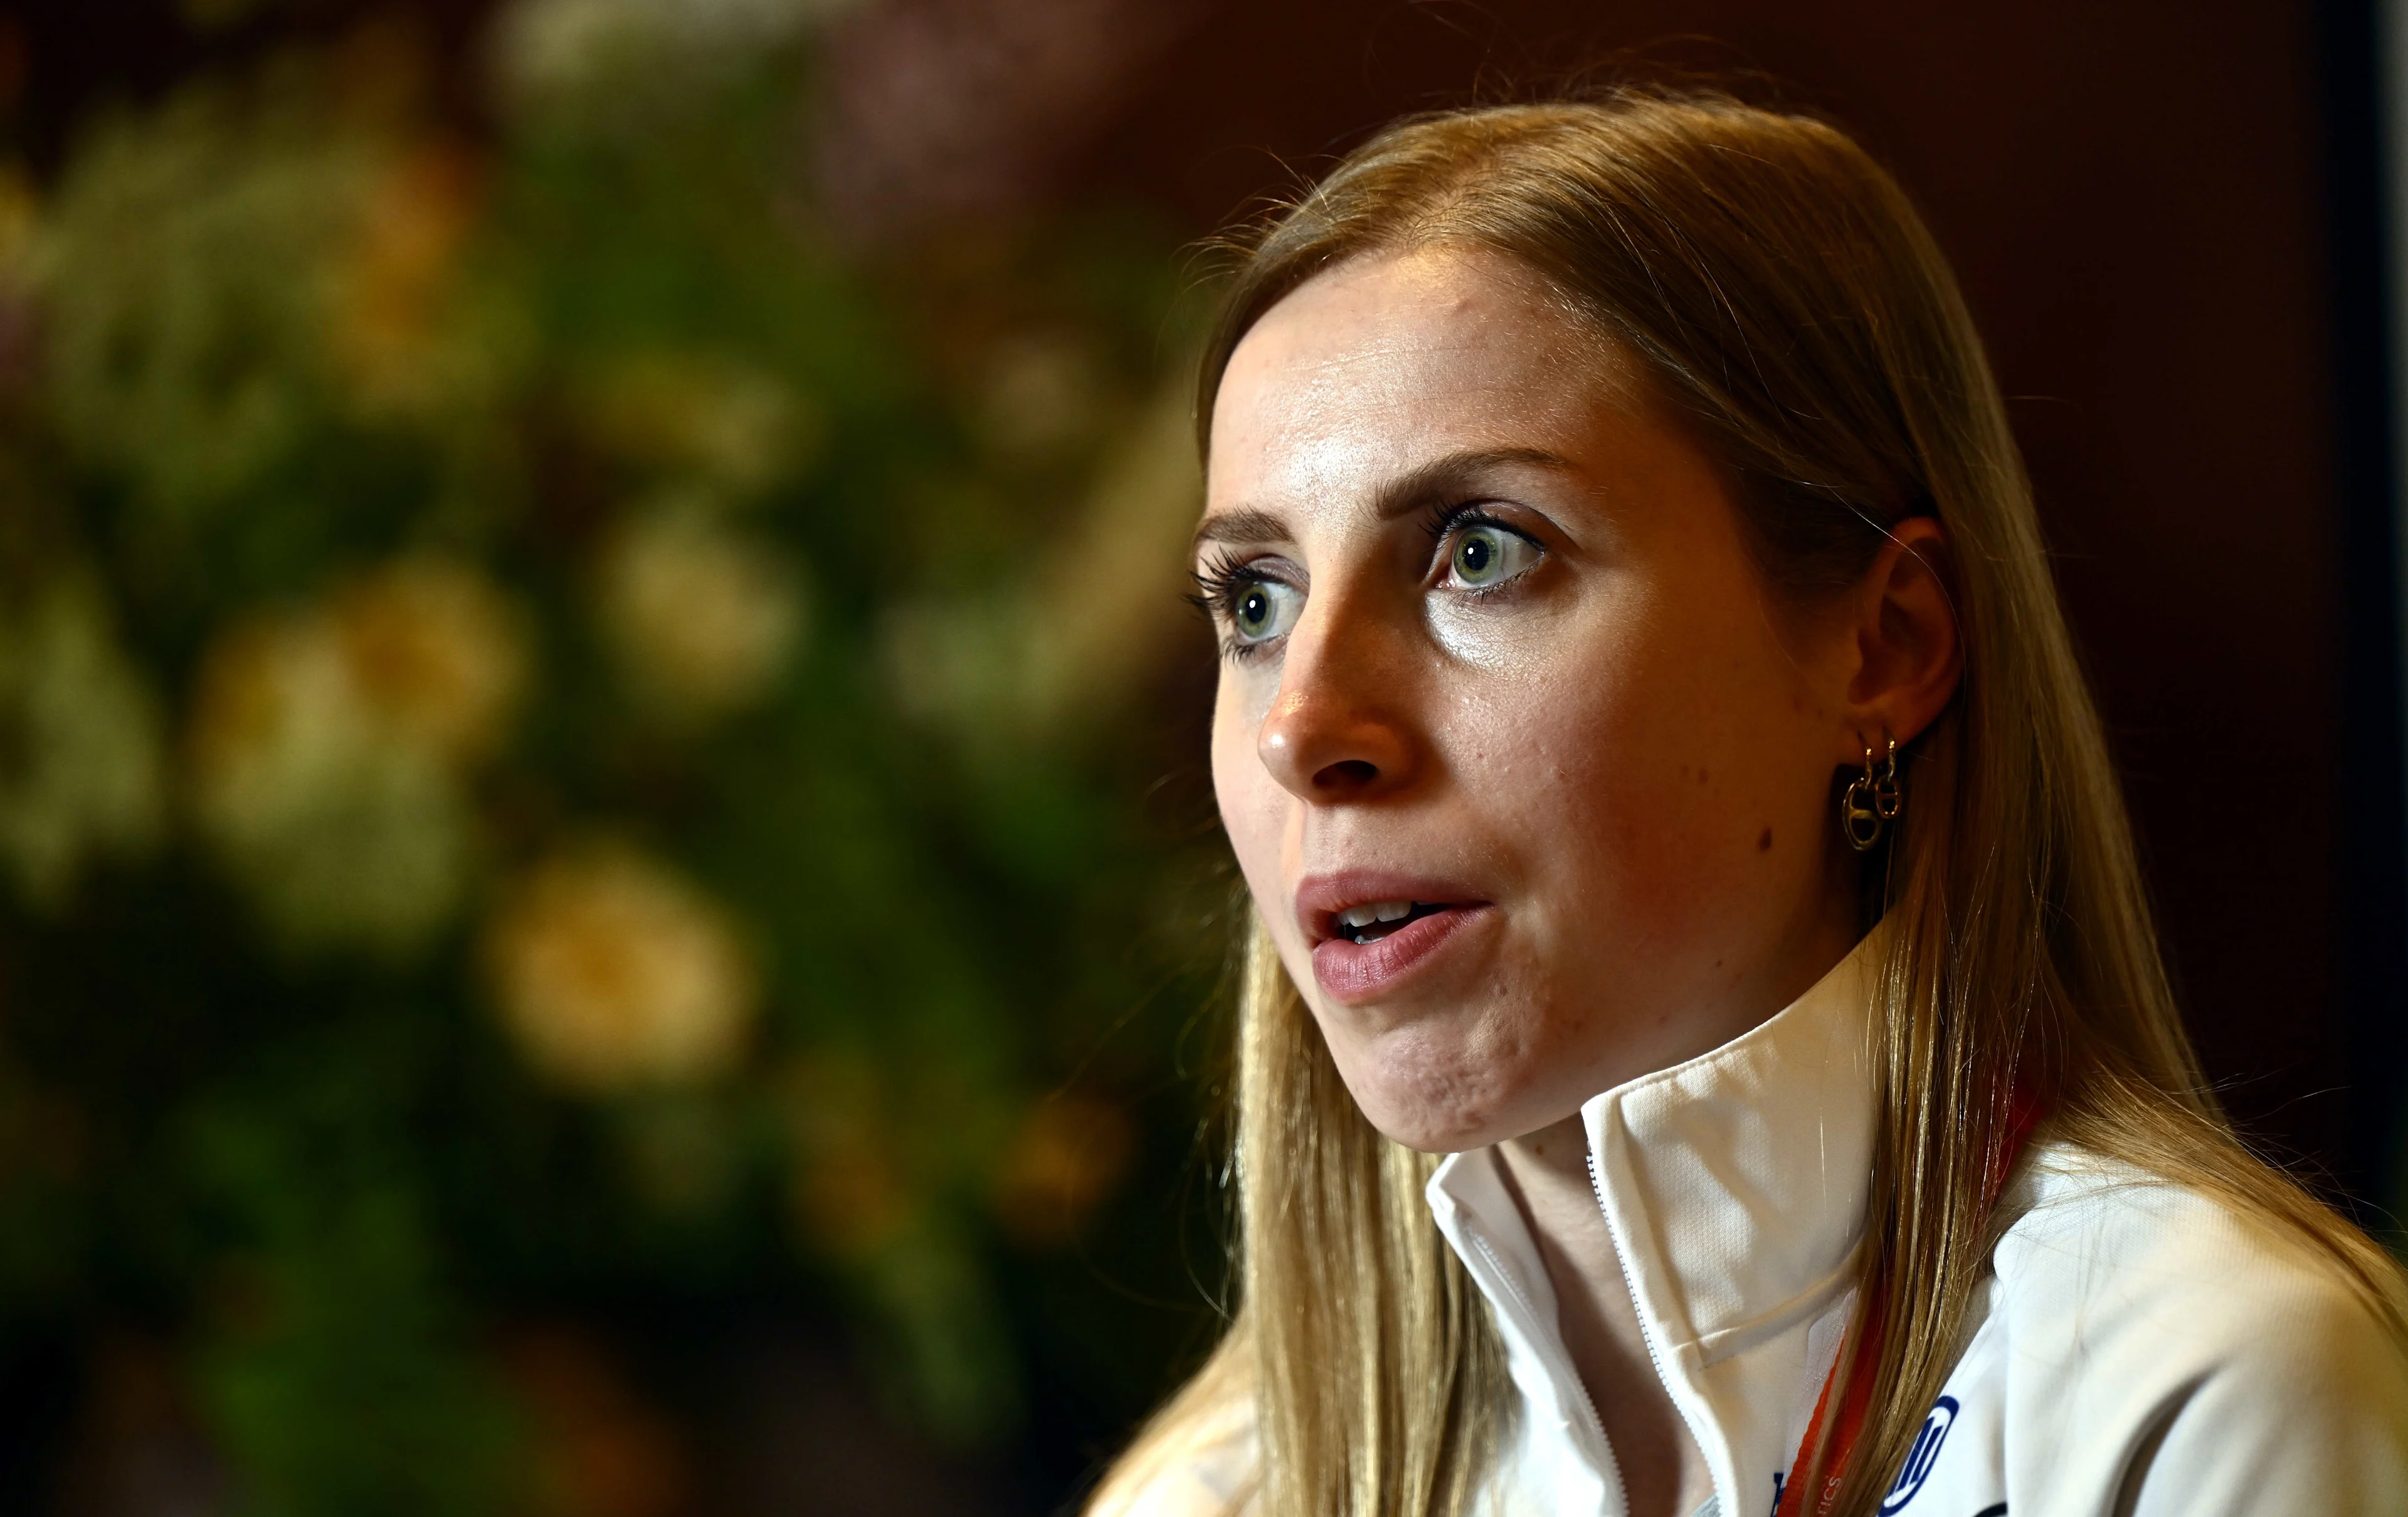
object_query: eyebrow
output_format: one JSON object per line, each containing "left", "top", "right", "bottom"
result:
{"left": 1190, "top": 446, "right": 1578, "bottom": 557}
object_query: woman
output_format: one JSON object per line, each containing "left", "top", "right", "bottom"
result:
{"left": 1090, "top": 88, "right": 2408, "bottom": 1517}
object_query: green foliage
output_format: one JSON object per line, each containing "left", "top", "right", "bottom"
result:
{"left": 0, "top": 3, "right": 1227, "bottom": 1509}
{"left": 185, "top": 1023, "right": 517, "bottom": 1517}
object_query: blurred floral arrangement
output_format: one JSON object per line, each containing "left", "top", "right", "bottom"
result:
{"left": 0, "top": 1, "right": 1228, "bottom": 1510}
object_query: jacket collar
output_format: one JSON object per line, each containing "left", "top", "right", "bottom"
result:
{"left": 1425, "top": 924, "right": 1886, "bottom": 1514}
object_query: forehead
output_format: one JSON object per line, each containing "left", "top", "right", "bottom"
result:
{"left": 1207, "top": 247, "right": 1628, "bottom": 507}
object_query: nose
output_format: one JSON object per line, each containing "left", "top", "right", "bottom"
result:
{"left": 1255, "top": 600, "right": 1416, "bottom": 803}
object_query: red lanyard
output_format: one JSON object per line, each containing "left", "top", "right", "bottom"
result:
{"left": 1771, "top": 1086, "right": 2042, "bottom": 1517}
{"left": 1771, "top": 1291, "right": 1886, "bottom": 1517}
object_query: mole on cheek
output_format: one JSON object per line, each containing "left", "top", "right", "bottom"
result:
{"left": 1758, "top": 827, "right": 1773, "bottom": 852}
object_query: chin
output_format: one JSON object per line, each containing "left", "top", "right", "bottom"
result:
{"left": 1341, "top": 1089, "right": 1465, "bottom": 1153}
{"left": 1324, "top": 1030, "right": 1538, "bottom": 1155}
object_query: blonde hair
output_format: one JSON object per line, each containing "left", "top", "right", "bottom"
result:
{"left": 1093, "top": 88, "right": 2408, "bottom": 1517}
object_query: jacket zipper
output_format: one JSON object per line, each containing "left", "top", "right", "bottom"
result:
{"left": 1461, "top": 1224, "right": 1631, "bottom": 1514}
{"left": 1589, "top": 1141, "right": 1719, "bottom": 1516}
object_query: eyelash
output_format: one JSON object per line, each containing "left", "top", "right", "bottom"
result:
{"left": 1422, "top": 500, "right": 1538, "bottom": 583}
{"left": 1423, "top": 498, "right": 1494, "bottom": 542}
{"left": 1189, "top": 548, "right": 1296, "bottom": 664}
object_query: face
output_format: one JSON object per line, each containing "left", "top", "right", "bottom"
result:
{"left": 1200, "top": 247, "right": 1869, "bottom": 1153}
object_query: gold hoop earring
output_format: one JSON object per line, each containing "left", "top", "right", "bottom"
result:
{"left": 1840, "top": 735, "right": 1901, "bottom": 852}
{"left": 1873, "top": 734, "right": 1901, "bottom": 822}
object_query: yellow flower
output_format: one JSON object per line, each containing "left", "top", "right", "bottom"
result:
{"left": 486, "top": 843, "right": 756, "bottom": 1092}
{"left": 330, "top": 556, "right": 524, "bottom": 763}
{"left": 326, "top": 142, "right": 482, "bottom": 415}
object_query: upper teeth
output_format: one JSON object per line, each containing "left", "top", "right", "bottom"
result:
{"left": 1338, "top": 900, "right": 1415, "bottom": 929}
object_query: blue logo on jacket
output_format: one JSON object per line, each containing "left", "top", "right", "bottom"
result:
{"left": 1876, "top": 1395, "right": 1958, "bottom": 1513}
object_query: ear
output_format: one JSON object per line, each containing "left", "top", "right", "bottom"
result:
{"left": 1837, "top": 517, "right": 1961, "bottom": 760}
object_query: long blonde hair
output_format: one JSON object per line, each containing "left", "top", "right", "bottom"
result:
{"left": 1094, "top": 88, "right": 2408, "bottom": 1517}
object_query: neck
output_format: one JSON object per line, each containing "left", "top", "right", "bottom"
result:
{"left": 1496, "top": 1113, "right": 1712, "bottom": 1517}
{"left": 1438, "top": 913, "right": 1889, "bottom": 1517}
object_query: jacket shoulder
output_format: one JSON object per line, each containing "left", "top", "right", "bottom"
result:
{"left": 1993, "top": 1144, "right": 2394, "bottom": 1351}
{"left": 1984, "top": 1144, "right": 2408, "bottom": 1514}
{"left": 1084, "top": 1374, "right": 1257, "bottom": 1517}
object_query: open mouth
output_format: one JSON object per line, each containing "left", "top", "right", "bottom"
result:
{"left": 1296, "top": 873, "right": 1494, "bottom": 1003}
{"left": 1329, "top": 899, "right": 1454, "bottom": 944}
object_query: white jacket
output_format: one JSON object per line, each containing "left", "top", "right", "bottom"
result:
{"left": 1104, "top": 931, "right": 2408, "bottom": 1516}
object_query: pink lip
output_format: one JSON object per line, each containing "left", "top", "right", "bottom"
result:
{"left": 1295, "top": 870, "right": 1494, "bottom": 1005}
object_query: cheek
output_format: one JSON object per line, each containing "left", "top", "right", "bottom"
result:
{"left": 1432, "top": 595, "right": 1669, "bottom": 839}
{"left": 1210, "top": 674, "right": 1286, "bottom": 902}
{"left": 1213, "top": 677, "right": 1326, "bottom": 1001}
{"left": 1442, "top": 593, "right": 1811, "bottom": 933}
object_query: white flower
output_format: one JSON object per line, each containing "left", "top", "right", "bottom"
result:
{"left": 883, "top": 379, "right": 1198, "bottom": 746}
{"left": 186, "top": 558, "right": 524, "bottom": 956}
{"left": 598, "top": 506, "right": 803, "bottom": 721}
{"left": 0, "top": 575, "right": 166, "bottom": 910}
{"left": 492, "top": 0, "right": 865, "bottom": 110}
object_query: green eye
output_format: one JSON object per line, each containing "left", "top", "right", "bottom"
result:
{"left": 1447, "top": 524, "right": 1539, "bottom": 588}
{"left": 1230, "top": 578, "right": 1302, "bottom": 643}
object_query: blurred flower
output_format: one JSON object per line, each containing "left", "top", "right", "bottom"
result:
{"left": 783, "top": 1055, "right": 912, "bottom": 1256}
{"left": 330, "top": 557, "right": 526, "bottom": 763}
{"left": 189, "top": 616, "right": 467, "bottom": 956}
{"left": 990, "top": 1094, "right": 1133, "bottom": 1247}
{"left": 187, "top": 558, "right": 524, "bottom": 956}
{"left": 327, "top": 141, "right": 485, "bottom": 417}
{"left": 486, "top": 842, "right": 757, "bottom": 1092}
{"left": 782, "top": 1052, "right": 1022, "bottom": 1437}
{"left": 885, "top": 378, "right": 1198, "bottom": 748}
{"left": 0, "top": 165, "right": 33, "bottom": 262}
{"left": 795, "top": 1148, "right": 914, "bottom": 1259}
{"left": 597, "top": 505, "right": 805, "bottom": 721}
{"left": 500, "top": 1326, "right": 690, "bottom": 1517}
{"left": 31, "top": 74, "right": 382, "bottom": 521}
{"left": 579, "top": 351, "right": 819, "bottom": 493}
{"left": 0, "top": 164, "right": 39, "bottom": 398}
{"left": 494, "top": 0, "right": 863, "bottom": 119}
{"left": 0, "top": 576, "right": 166, "bottom": 912}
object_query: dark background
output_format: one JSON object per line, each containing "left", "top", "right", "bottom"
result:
{"left": 1070, "top": 0, "right": 2408, "bottom": 1211}
{"left": 7, "top": 0, "right": 2405, "bottom": 1509}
